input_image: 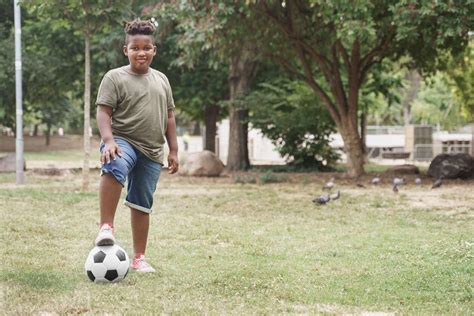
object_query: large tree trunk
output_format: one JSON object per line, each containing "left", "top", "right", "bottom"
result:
{"left": 204, "top": 104, "right": 219, "bottom": 153}
{"left": 339, "top": 122, "right": 365, "bottom": 177}
{"left": 226, "top": 44, "right": 257, "bottom": 171}
{"left": 82, "top": 33, "right": 91, "bottom": 191}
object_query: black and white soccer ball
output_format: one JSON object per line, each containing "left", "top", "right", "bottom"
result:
{"left": 85, "top": 244, "right": 129, "bottom": 283}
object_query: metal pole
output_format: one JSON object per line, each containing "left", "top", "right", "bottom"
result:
{"left": 14, "top": 0, "right": 24, "bottom": 184}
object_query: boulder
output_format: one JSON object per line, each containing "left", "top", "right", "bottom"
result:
{"left": 390, "top": 164, "right": 420, "bottom": 175}
{"left": 428, "top": 153, "right": 474, "bottom": 179}
{"left": 0, "top": 153, "right": 26, "bottom": 172}
{"left": 180, "top": 150, "right": 225, "bottom": 177}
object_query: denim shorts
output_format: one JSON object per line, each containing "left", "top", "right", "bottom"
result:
{"left": 100, "top": 137, "right": 162, "bottom": 214}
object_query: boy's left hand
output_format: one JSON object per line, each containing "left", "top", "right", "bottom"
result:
{"left": 168, "top": 152, "right": 179, "bottom": 174}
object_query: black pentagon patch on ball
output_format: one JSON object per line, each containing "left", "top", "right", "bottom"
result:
{"left": 123, "top": 268, "right": 129, "bottom": 279}
{"left": 87, "top": 270, "right": 95, "bottom": 282}
{"left": 93, "top": 250, "right": 106, "bottom": 263}
{"left": 104, "top": 270, "right": 118, "bottom": 282}
{"left": 116, "top": 249, "right": 127, "bottom": 261}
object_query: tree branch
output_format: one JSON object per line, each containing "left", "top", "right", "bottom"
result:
{"left": 331, "top": 41, "right": 349, "bottom": 115}
{"left": 336, "top": 39, "right": 351, "bottom": 72}
{"left": 360, "top": 29, "right": 396, "bottom": 80}
{"left": 258, "top": 2, "right": 333, "bottom": 76}
{"left": 348, "top": 38, "right": 361, "bottom": 126}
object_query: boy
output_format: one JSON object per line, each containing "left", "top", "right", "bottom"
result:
{"left": 94, "top": 19, "right": 178, "bottom": 273}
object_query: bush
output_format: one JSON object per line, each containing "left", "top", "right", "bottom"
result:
{"left": 245, "top": 80, "right": 338, "bottom": 168}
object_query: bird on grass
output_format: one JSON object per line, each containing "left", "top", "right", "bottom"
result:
{"left": 431, "top": 176, "right": 444, "bottom": 189}
{"left": 392, "top": 184, "right": 399, "bottom": 193}
{"left": 393, "top": 177, "right": 405, "bottom": 186}
{"left": 330, "top": 190, "right": 340, "bottom": 201}
{"left": 323, "top": 177, "right": 335, "bottom": 190}
{"left": 371, "top": 175, "right": 381, "bottom": 185}
{"left": 415, "top": 175, "right": 422, "bottom": 185}
{"left": 313, "top": 194, "right": 331, "bottom": 205}
{"left": 313, "top": 191, "right": 341, "bottom": 205}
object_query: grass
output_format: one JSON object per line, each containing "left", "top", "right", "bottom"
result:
{"left": 1, "top": 171, "right": 473, "bottom": 314}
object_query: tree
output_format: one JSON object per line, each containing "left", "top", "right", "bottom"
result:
{"left": 21, "top": 12, "right": 82, "bottom": 145}
{"left": 155, "top": 1, "right": 260, "bottom": 170}
{"left": 172, "top": 62, "right": 229, "bottom": 152}
{"left": 149, "top": 21, "right": 229, "bottom": 153}
{"left": 0, "top": 1, "right": 16, "bottom": 130}
{"left": 23, "top": 0, "right": 130, "bottom": 190}
{"left": 253, "top": 0, "right": 472, "bottom": 176}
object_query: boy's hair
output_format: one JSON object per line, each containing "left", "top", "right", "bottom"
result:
{"left": 124, "top": 18, "right": 156, "bottom": 44}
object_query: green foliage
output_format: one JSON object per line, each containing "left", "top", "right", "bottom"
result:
{"left": 246, "top": 79, "right": 337, "bottom": 168}
{"left": 0, "top": 29, "right": 15, "bottom": 128}
{"left": 412, "top": 72, "right": 468, "bottom": 130}
{"left": 362, "top": 60, "right": 405, "bottom": 125}
{"left": 444, "top": 41, "right": 474, "bottom": 121}
{"left": 154, "top": 1, "right": 258, "bottom": 67}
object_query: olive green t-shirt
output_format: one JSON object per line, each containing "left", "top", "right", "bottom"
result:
{"left": 96, "top": 66, "right": 175, "bottom": 164}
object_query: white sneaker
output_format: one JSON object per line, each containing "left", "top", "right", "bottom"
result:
{"left": 94, "top": 223, "right": 115, "bottom": 246}
{"left": 131, "top": 255, "right": 156, "bottom": 273}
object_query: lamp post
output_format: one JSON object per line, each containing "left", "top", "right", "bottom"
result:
{"left": 14, "top": 0, "right": 24, "bottom": 184}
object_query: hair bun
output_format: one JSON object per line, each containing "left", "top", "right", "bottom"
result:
{"left": 124, "top": 18, "right": 156, "bottom": 35}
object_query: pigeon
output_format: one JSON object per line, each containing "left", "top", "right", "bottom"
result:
{"left": 371, "top": 175, "right": 381, "bottom": 185}
{"left": 415, "top": 176, "right": 422, "bottom": 185}
{"left": 323, "top": 177, "right": 335, "bottom": 190}
{"left": 329, "top": 190, "right": 340, "bottom": 201}
{"left": 392, "top": 184, "right": 399, "bottom": 193}
{"left": 393, "top": 177, "right": 405, "bottom": 186}
{"left": 431, "top": 176, "right": 444, "bottom": 189}
{"left": 356, "top": 183, "right": 366, "bottom": 188}
{"left": 313, "top": 194, "right": 331, "bottom": 205}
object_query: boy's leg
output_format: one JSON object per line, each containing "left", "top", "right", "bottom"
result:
{"left": 95, "top": 138, "right": 137, "bottom": 246}
{"left": 99, "top": 173, "right": 122, "bottom": 224}
{"left": 130, "top": 207, "right": 150, "bottom": 255}
{"left": 125, "top": 152, "right": 161, "bottom": 272}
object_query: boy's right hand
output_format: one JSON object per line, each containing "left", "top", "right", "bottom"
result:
{"left": 101, "top": 140, "right": 123, "bottom": 164}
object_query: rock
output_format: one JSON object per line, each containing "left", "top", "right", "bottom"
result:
{"left": 0, "top": 153, "right": 26, "bottom": 172}
{"left": 390, "top": 164, "right": 420, "bottom": 175}
{"left": 428, "top": 153, "right": 474, "bottom": 179}
{"left": 180, "top": 150, "right": 225, "bottom": 177}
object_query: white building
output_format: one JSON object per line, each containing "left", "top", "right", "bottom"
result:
{"left": 173, "top": 122, "right": 473, "bottom": 165}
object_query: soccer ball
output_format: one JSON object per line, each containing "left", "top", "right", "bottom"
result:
{"left": 85, "top": 244, "right": 129, "bottom": 283}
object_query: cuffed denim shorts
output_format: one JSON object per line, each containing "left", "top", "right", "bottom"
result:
{"left": 100, "top": 137, "right": 162, "bottom": 214}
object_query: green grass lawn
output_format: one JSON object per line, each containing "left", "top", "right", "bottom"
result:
{"left": 1, "top": 171, "right": 473, "bottom": 314}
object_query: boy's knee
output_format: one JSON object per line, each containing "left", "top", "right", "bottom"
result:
{"left": 101, "top": 158, "right": 129, "bottom": 185}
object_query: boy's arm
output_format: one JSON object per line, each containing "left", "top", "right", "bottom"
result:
{"left": 165, "top": 109, "right": 179, "bottom": 174}
{"left": 97, "top": 105, "right": 122, "bottom": 164}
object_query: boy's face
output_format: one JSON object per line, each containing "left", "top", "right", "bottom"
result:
{"left": 123, "top": 35, "right": 156, "bottom": 74}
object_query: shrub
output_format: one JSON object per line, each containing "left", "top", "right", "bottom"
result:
{"left": 245, "top": 79, "right": 338, "bottom": 168}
